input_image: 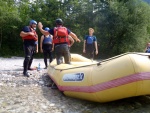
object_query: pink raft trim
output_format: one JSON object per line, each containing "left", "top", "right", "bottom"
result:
{"left": 50, "top": 72, "right": 150, "bottom": 93}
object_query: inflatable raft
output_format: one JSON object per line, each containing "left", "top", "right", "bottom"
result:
{"left": 47, "top": 53, "right": 150, "bottom": 102}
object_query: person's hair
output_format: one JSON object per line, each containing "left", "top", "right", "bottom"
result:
{"left": 147, "top": 42, "right": 150, "bottom": 46}
{"left": 89, "top": 28, "right": 94, "bottom": 32}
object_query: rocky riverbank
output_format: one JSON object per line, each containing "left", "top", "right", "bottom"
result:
{"left": 0, "top": 57, "right": 150, "bottom": 113}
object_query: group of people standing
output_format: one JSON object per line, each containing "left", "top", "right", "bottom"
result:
{"left": 20, "top": 18, "right": 99, "bottom": 77}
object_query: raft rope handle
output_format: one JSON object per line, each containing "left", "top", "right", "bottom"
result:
{"left": 97, "top": 52, "right": 150, "bottom": 65}
{"left": 54, "top": 52, "right": 150, "bottom": 71}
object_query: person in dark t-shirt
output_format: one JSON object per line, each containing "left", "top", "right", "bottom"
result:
{"left": 20, "top": 20, "right": 38, "bottom": 77}
{"left": 38, "top": 18, "right": 81, "bottom": 65}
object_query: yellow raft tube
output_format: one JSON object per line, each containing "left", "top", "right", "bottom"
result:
{"left": 47, "top": 52, "right": 150, "bottom": 102}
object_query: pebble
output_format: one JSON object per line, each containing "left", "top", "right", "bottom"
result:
{"left": 0, "top": 57, "right": 150, "bottom": 113}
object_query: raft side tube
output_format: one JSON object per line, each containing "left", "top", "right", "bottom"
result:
{"left": 47, "top": 53, "right": 150, "bottom": 102}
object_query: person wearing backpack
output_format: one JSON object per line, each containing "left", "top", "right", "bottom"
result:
{"left": 83, "top": 28, "right": 98, "bottom": 60}
{"left": 20, "top": 20, "right": 38, "bottom": 77}
{"left": 38, "top": 18, "right": 80, "bottom": 65}
{"left": 40, "top": 27, "right": 54, "bottom": 69}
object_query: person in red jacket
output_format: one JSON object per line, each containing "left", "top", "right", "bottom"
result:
{"left": 60, "top": 35, "right": 74, "bottom": 63}
{"left": 20, "top": 20, "right": 38, "bottom": 77}
{"left": 38, "top": 18, "right": 80, "bottom": 65}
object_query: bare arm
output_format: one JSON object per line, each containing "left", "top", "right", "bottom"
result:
{"left": 40, "top": 35, "right": 44, "bottom": 53}
{"left": 38, "top": 22, "right": 50, "bottom": 36}
{"left": 83, "top": 40, "right": 86, "bottom": 53}
{"left": 51, "top": 35, "right": 54, "bottom": 51}
{"left": 36, "top": 44, "right": 38, "bottom": 53}
{"left": 20, "top": 31, "right": 34, "bottom": 37}
{"left": 69, "top": 32, "right": 80, "bottom": 42}
{"left": 69, "top": 36, "right": 74, "bottom": 47}
{"left": 94, "top": 41, "right": 98, "bottom": 55}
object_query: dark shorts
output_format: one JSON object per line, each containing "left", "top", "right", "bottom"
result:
{"left": 85, "top": 44, "right": 95, "bottom": 59}
{"left": 55, "top": 44, "right": 70, "bottom": 65}
{"left": 42, "top": 44, "right": 52, "bottom": 51}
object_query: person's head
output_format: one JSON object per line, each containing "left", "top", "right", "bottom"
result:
{"left": 55, "top": 18, "right": 63, "bottom": 26}
{"left": 147, "top": 42, "right": 150, "bottom": 47}
{"left": 29, "top": 20, "right": 37, "bottom": 30}
{"left": 44, "top": 27, "right": 50, "bottom": 31}
{"left": 89, "top": 28, "right": 94, "bottom": 35}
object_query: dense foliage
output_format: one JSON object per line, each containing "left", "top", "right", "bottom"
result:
{"left": 0, "top": 0, "right": 150, "bottom": 58}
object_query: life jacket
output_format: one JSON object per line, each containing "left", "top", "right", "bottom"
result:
{"left": 85, "top": 35, "right": 96, "bottom": 44}
{"left": 43, "top": 35, "right": 52, "bottom": 44}
{"left": 53, "top": 26, "right": 69, "bottom": 44}
{"left": 22, "top": 27, "right": 38, "bottom": 41}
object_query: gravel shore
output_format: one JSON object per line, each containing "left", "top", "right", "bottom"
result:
{"left": 0, "top": 57, "right": 150, "bottom": 113}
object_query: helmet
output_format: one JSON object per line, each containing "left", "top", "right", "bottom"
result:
{"left": 29, "top": 20, "right": 37, "bottom": 25}
{"left": 44, "top": 27, "right": 50, "bottom": 31}
{"left": 55, "top": 18, "right": 63, "bottom": 25}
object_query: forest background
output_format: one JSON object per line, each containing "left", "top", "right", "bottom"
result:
{"left": 1, "top": 0, "right": 150, "bottom": 59}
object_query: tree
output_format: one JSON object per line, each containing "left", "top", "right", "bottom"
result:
{"left": 0, "top": 0, "right": 21, "bottom": 56}
{"left": 93, "top": 0, "right": 150, "bottom": 57}
{"left": 1, "top": 0, "right": 150, "bottom": 58}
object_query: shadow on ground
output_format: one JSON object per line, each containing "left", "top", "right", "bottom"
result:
{"left": 41, "top": 74, "right": 150, "bottom": 113}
